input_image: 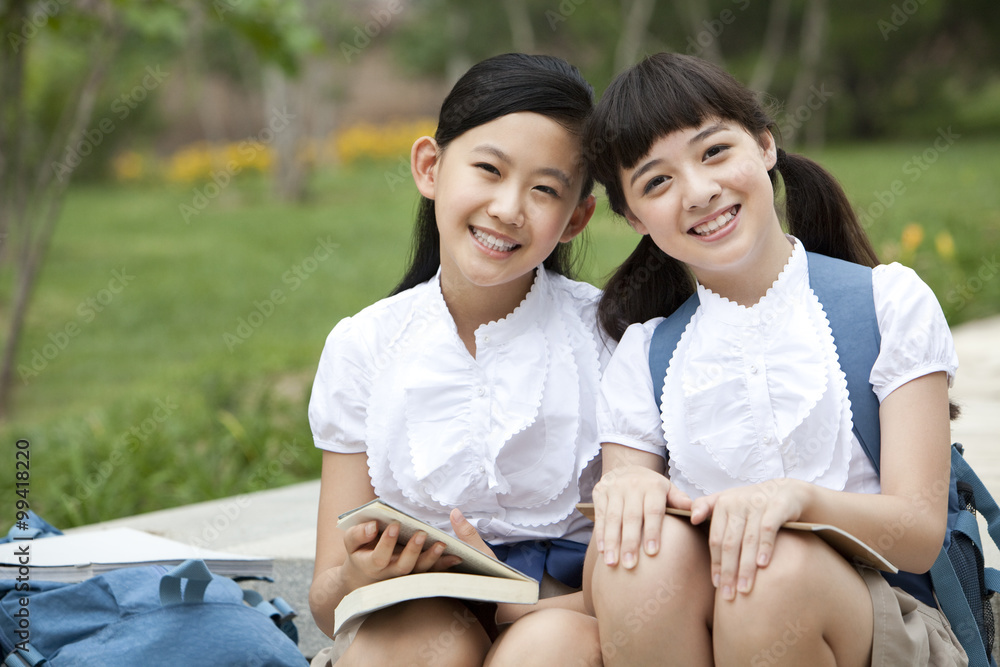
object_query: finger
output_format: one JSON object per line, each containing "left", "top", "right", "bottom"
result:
{"left": 391, "top": 530, "right": 427, "bottom": 575}
{"left": 343, "top": 520, "right": 379, "bottom": 553}
{"left": 755, "top": 507, "right": 784, "bottom": 570}
{"left": 450, "top": 508, "right": 496, "bottom": 558}
{"left": 737, "top": 517, "right": 761, "bottom": 595}
{"left": 690, "top": 494, "right": 717, "bottom": 526}
{"left": 717, "top": 513, "right": 746, "bottom": 601}
{"left": 413, "top": 541, "right": 448, "bottom": 573}
{"left": 601, "top": 494, "right": 625, "bottom": 566}
{"left": 370, "top": 522, "right": 401, "bottom": 570}
{"left": 592, "top": 484, "right": 607, "bottom": 553}
{"left": 619, "top": 493, "right": 646, "bottom": 570}
{"left": 666, "top": 483, "right": 694, "bottom": 513}
{"left": 642, "top": 489, "right": 665, "bottom": 556}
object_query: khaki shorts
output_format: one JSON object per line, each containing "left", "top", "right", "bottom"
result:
{"left": 859, "top": 566, "right": 968, "bottom": 667}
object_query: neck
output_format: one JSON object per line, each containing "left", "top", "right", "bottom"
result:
{"left": 696, "top": 232, "right": 794, "bottom": 307}
{"left": 439, "top": 270, "right": 537, "bottom": 357}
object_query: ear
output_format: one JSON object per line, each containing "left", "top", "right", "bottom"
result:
{"left": 560, "top": 194, "right": 597, "bottom": 243}
{"left": 410, "top": 136, "right": 439, "bottom": 199}
{"left": 759, "top": 129, "right": 778, "bottom": 171}
{"left": 622, "top": 207, "right": 650, "bottom": 236}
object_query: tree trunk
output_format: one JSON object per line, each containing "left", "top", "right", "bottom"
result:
{"left": 783, "top": 0, "right": 829, "bottom": 147}
{"left": 503, "top": 0, "right": 535, "bottom": 53}
{"left": 0, "top": 10, "right": 121, "bottom": 418}
{"left": 748, "top": 0, "right": 792, "bottom": 94}
{"left": 615, "top": 0, "right": 656, "bottom": 72}
{"left": 677, "top": 0, "right": 726, "bottom": 67}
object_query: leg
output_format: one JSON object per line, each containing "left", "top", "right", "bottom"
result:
{"left": 484, "top": 608, "right": 602, "bottom": 667}
{"left": 713, "top": 531, "right": 873, "bottom": 667}
{"left": 590, "top": 515, "right": 715, "bottom": 667}
{"left": 336, "top": 597, "right": 491, "bottom": 667}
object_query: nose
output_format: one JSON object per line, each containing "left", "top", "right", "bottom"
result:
{"left": 683, "top": 169, "right": 722, "bottom": 211}
{"left": 486, "top": 182, "right": 526, "bottom": 227}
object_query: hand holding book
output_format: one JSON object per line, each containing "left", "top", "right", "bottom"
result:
{"left": 333, "top": 501, "right": 539, "bottom": 636}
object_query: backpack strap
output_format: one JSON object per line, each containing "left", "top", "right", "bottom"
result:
{"left": 804, "top": 252, "right": 883, "bottom": 474}
{"left": 649, "top": 293, "right": 699, "bottom": 412}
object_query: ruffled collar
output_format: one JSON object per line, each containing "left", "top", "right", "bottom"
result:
{"left": 696, "top": 237, "right": 806, "bottom": 327}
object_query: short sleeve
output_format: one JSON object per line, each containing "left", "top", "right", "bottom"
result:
{"left": 596, "top": 320, "right": 668, "bottom": 457}
{"left": 870, "top": 263, "right": 958, "bottom": 402}
{"left": 307, "top": 316, "right": 374, "bottom": 453}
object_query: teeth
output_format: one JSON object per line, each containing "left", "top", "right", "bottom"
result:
{"left": 692, "top": 206, "right": 738, "bottom": 236}
{"left": 473, "top": 228, "right": 518, "bottom": 252}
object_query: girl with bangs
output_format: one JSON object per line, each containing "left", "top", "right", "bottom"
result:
{"left": 583, "top": 52, "right": 965, "bottom": 666}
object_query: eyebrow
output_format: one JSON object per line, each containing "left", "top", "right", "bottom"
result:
{"left": 628, "top": 123, "right": 729, "bottom": 187}
{"left": 472, "top": 144, "right": 573, "bottom": 189}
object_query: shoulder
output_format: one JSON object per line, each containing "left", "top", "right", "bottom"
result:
{"left": 320, "top": 281, "right": 432, "bottom": 360}
{"left": 871, "top": 262, "right": 943, "bottom": 321}
{"left": 545, "top": 271, "right": 602, "bottom": 309}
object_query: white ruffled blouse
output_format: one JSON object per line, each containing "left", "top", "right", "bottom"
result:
{"left": 309, "top": 267, "right": 613, "bottom": 544}
{"left": 597, "top": 239, "right": 958, "bottom": 498}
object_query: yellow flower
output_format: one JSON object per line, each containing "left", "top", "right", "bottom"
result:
{"left": 333, "top": 118, "right": 437, "bottom": 164}
{"left": 934, "top": 231, "right": 956, "bottom": 260}
{"left": 112, "top": 151, "right": 145, "bottom": 181}
{"left": 900, "top": 223, "right": 924, "bottom": 254}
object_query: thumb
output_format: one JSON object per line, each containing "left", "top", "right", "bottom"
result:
{"left": 450, "top": 508, "right": 495, "bottom": 557}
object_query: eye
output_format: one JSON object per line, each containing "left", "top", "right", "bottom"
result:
{"left": 475, "top": 162, "right": 500, "bottom": 176}
{"left": 533, "top": 184, "right": 560, "bottom": 198}
{"left": 704, "top": 144, "right": 729, "bottom": 160}
{"left": 642, "top": 175, "right": 669, "bottom": 195}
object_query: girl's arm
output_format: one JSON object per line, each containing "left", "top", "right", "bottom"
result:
{"left": 692, "top": 371, "right": 952, "bottom": 600}
{"left": 308, "top": 451, "right": 459, "bottom": 637}
{"left": 592, "top": 442, "right": 692, "bottom": 570}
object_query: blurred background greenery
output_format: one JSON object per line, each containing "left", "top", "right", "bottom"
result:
{"left": 1, "top": 0, "right": 998, "bottom": 528}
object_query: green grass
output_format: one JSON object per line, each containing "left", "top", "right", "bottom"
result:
{"left": 1, "top": 138, "right": 998, "bottom": 529}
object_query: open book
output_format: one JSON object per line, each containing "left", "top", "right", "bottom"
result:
{"left": 333, "top": 500, "right": 539, "bottom": 636}
{"left": 0, "top": 527, "right": 273, "bottom": 582}
{"left": 575, "top": 504, "right": 898, "bottom": 573}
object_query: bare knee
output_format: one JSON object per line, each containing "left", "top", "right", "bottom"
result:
{"left": 486, "top": 609, "right": 601, "bottom": 667}
{"left": 592, "top": 516, "right": 711, "bottom": 620}
{"left": 340, "top": 598, "right": 491, "bottom": 667}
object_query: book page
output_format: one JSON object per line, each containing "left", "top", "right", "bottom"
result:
{"left": 337, "top": 500, "right": 533, "bottom": 581}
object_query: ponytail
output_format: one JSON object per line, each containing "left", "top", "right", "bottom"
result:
{"left": 597, "top": 236, "right": 693, "bottom": 342}
{"left": 774, "top": 148, "right": 879, "bottom": 268}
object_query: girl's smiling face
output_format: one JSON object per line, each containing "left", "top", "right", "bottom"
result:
{"left": 620, "top": 118, "right": 788, "bottom": 297}
{"left": 412, "top": 112, "right": 593, "bottom": 305}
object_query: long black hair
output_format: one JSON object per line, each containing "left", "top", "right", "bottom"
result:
{"left": 585, "top": 53, "right": 878, "bottom": 341}
{"left": 389, "top": 53, "right": 595, "bottom": 296}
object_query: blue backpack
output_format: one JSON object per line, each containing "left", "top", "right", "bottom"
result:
{"left": 0, "top": 559, "right": 308, "bottom": 666}
{"left": 648, "top": 251, "right": 1000, "bottom": 667}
